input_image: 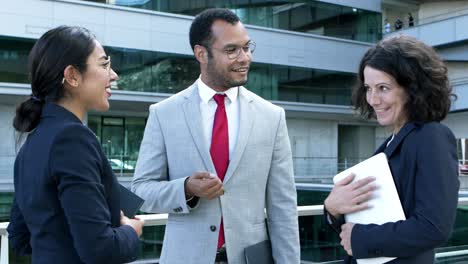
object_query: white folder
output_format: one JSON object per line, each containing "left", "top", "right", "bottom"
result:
{"left": 333, "top": 153, "right": 406, "bottom": 264}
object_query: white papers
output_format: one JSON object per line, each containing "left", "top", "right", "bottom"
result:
{"left": 333, "top": 153, "right": 406, "bottom": 264}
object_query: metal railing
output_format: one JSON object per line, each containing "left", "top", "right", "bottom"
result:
{"left": 384, "top": 6, "right": 468, "bottom": 34}
{"left": 292, "top": 157, "right": 366, "bottom": 179}
{"left": 1, "top": 198, "right": 468, "bottom": 264}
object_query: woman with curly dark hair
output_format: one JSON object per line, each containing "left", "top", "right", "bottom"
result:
{"left": 324, "top": 35, "right": 460, "bottom": 263}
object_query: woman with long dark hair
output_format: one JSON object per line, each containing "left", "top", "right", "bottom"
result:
{"left": 7, "top": 26, "right": 144, "bottom": 263}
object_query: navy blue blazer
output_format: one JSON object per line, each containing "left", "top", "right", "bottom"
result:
{"left": 328, "top": 122, "right": 460, "bottom": 264}
{"left": 7, "top": 103, "right": 140, "bottom": 264}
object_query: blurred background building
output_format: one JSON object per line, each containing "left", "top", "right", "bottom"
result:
{"left": 0, "top": 0, "right": 467, "bottom": 263}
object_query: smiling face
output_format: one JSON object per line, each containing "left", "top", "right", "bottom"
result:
{"left": 77, "top": 40, "right": 118, "bottom": 112}
{"left": 201, "top": 20, "right": 252, "bottom": 92}
{"left": 364, "top": 66, "right": 409, "bottom": 133}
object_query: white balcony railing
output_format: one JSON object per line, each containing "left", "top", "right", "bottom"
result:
{"left": 1, "top": 198, "right": 468, "bottom": 264}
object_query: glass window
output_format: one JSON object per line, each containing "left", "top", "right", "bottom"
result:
{"left": 107, "top": 46, "right": 355, "bottom": 105}
{"left": 0, "top": 36, "right": 33, "bottom": 83}
{"left": 102, "top": 117, "right": 125, "bottom": 166}
{"left": 87, "top": 115, "right": 146, "bottom": 176}
{"left": 458, "top": 138, "right": 468, "bottom": 176}
{"left": 0, "top": 36, "right": 356, "bottom": 106}
{"left": 88, "top": 115, "right": 102, "bottom": 142}
{"left": 125, "top": 117, "right": 146, "bottom": 171}
{"left": 108, "top": 47, "right": 199, "bottom": 93}
{"left": 81, "top": 0, "right": 382, "bottom": 42}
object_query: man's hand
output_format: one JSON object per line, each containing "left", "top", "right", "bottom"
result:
{"left": 120, "top": 211, "right": 145, "bottom": 237}
{"left": 340, "top": 222, "right": 355, "bottom": 256}
{"left": 185, "top": 172, "right": 224, "bottom": 200}
{"left": 324, "top": 174, "right": 376, "bottom": 217}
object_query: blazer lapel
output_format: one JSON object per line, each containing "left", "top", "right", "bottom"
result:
{"left": 375, "top": 122, "right": 419, "bottom": 158}
{"left": 223, "top": 87, "right": 254, "bottom": 184}
{"left": 182, "top": 83, "right": 216, "bottom": 173}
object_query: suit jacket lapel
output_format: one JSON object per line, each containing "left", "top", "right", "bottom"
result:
{"left": 374, "top": 122, "right": 419, "bottom": 158}
{"left": 182, "top": 83, "right": 216, "bottom": 173}
{"left": 223, "top": 87, "right": 254, "bottom": 184}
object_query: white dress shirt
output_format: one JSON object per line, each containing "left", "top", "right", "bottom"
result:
{"left": 197, "top": 78, "right": 239, "bottom": 160}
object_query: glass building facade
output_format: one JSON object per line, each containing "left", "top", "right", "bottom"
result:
{"left": 0, "top": 36, "right": 32, "bottom": 84}
{"left": 88, "top": 115, "right": 146, "bottom": 174}
{"left": 1, "top": 0, "right": 468, "bottom": 262}
{"left": 108, "top": 46, "right": 356, "bottom": 105}
{"left": 0, "top": 35, "right": 357, "bottom": 177}
{"left": 0, "top": 36, "right": 356, "bottom": 105}
{"left": 83, "top": 0, "right": 382, "bottom": 42}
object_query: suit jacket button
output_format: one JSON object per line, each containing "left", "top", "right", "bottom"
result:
{"left": 210, "top": 225, "right": 217, "bottom": 232}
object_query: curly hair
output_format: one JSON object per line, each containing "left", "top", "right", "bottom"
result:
{"left": 352, "top": 35, "right": 455, "bottom": 122}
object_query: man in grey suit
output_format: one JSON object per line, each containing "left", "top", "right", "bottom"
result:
{"left": 132, "top": 8, "right": 300, "bottom": 264}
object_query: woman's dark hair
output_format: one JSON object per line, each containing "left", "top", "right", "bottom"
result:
{"left": 352, "top": 35, "right": 454, "bottom": 123}
{"left": 189, "top": 8, "right": 240, "bottom": 52}
{"left": 13, "top": 26, "right": 96, "bottom": 133}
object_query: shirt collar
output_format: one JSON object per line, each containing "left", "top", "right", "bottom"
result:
{"left": 197, "top": 77, "right": 238, "bottom": 104}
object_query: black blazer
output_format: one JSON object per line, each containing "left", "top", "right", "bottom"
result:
{"left": 328, "top": 122, "right": 460, "bottom": 264}
{"left": 7, "top": 103, "right": 139, "bottom": 264}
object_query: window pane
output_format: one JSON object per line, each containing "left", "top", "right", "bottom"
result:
{"left": 125, "top": 117, "right": 146, "bottom": 172}
{"left": 0, "top": 36, "right": 33, "bottom": 83}
{"left": 88, "top": 115, "right": 146, "bottom": 175}
{"left": 0, "top": 36, "right": 357, "bottom": 106}
{"left": 81, "top": 0, "right": 382, "bottom": 42}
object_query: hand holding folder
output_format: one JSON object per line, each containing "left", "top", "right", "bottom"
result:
{"left": 333, "top": 153, "right": 405, "bottom": 264}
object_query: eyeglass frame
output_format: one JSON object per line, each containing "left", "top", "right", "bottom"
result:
{"left": 100, "top": 55, "right": 112, "bottom": 76}
{"left": 206, "top": 41, "right": 256, "bottom": 60}
{"left": 61, "top": 55, "right": 112, "bottom": 85}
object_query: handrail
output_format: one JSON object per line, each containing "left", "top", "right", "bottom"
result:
{"left": 416, "top": 7, "right": 468, "bottom": 27}
{"left": 1, "top": 198, "right": 468, "bottom": 264}
{"left": 384, "top": 7, "right": 468, "bottom": 34}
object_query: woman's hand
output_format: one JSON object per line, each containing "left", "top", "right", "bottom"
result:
{"left": 120, "top": 211, "right": 145, "bottom": 237}
{"left": 324, "top": 173, "right": 377, "bottom": 217}
{"left": 340, "top": 222, "right": 355, "bottom": 256}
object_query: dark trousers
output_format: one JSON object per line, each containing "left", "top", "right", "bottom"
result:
{"left": 214, "top": 246, "right": 228, "bottom": 264}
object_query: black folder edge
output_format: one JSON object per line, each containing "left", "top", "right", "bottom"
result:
{"left": 119, "top": 183, "right": 144, "bottom": 218}
{"left": 244, "top": 240, "right": 273, "bottom": 264}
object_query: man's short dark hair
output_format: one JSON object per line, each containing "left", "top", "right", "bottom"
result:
{"left": 189, "top": 8, "right": 240, "bottom": 51}
{"left": 352, "top": 35, "right": 455, "bottom": 123}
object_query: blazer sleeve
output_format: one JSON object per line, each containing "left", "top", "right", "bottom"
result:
{"left": 7, "top": 198, "right": 32, "bottom": 256}
{"left": 131, "top": 104, "right": 197, "bottom": 214}
{"left": 351, "top": 125, "right": 460, "bottom": 259}
{"left": 323, "top": 206, "right": 345, "bottom": 234}
{"left": 265, "top": 108, "right": 301, "bottom": 264}
{"left": 50, "top": 124, "right": 139, "bottom": 264}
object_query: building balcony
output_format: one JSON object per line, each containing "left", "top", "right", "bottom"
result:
{"left": 386, "top": 12, "right": 468, "bottom": 48}
{"left": 385, "top": 10, "right": 468, "bottom": 113}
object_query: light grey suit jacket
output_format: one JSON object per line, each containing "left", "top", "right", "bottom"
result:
{"left": 132, "top": 82, "right": 300, "bottom": 264}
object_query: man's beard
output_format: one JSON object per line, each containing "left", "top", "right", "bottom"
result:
{"left": 206, "top": 59, "right": 249, "bottom": 89}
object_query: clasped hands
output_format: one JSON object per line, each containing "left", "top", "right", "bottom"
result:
{"left": 185, "top": 172, "right": 224, "bottom": 200}
{"left": 324, "top": 174, "right": 377, "bottom": 256}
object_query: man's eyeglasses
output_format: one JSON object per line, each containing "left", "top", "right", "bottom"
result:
{"left": 213, "top": 41, "right": 256, "bottom": 60}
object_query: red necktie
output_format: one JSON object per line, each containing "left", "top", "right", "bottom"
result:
{"left": 210, "top": 94, "right": 229, "bottom": 249}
